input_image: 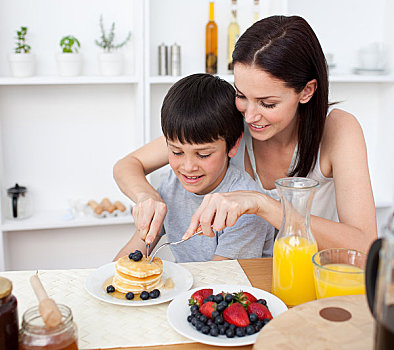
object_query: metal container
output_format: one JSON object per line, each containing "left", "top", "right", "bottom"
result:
{"left": 158, "top": 43, "right": 168, "bottom": 76}
{"left": 169, "top": 43, "right": 181, "bottom": 76}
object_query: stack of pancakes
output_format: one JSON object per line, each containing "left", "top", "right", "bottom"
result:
{"left": 112, "top": 255, "right": 164, "bottom": 294}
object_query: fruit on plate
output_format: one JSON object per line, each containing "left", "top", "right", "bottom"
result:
{"left": 186, "top": 289, "right": 272, "bottom": 338}
{"left": 200, "top": 301, "right": 217, "bottom": 319}
{"left": 189, "top": 288, "right": 214, "bottom": 307}
{"left": 223, "top": 303, "right": 250, "bottom": 327}
{"left": 233, "top": 291, "right": 257, "bottom": 308}
{"left": 247, "top": 302, "right": 273, "bottom": 320}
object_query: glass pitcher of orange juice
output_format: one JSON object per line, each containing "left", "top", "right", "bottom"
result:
{"left": 272, "top": 177, "right": 319, "bottom": 307}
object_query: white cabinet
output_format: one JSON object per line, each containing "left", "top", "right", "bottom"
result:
{"left": 1, "top": 0, "right": 393, "bottom": 270}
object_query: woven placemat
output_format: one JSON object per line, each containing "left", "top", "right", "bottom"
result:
{"left": 2, "top": 260, "right": 251, "bottom": 349}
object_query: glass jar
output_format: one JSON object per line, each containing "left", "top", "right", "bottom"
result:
{"left": 0, "top": 277, "right": 19, "bottom": 350}
{"left": 19, "top": 304, "right": 78, "bottom": 350}
{"left": 272, "top": 177, "right": 319, "bottom": 307}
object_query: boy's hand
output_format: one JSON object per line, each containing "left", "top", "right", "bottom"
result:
{"left": 132, "top": 195, "right": 167, "bottom": 245}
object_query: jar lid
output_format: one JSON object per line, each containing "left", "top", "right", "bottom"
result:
{"left": 7, "top": 183, "right": 27, "bottom": 195}
{"left": 0, "top": 277, "right": 12, "bottom": 298}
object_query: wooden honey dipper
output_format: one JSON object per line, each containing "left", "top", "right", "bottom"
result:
{"left": 30, "top": 272, "right": 62, "bottom": 327}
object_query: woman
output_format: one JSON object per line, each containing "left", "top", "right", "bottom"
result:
{"left": 114, "top": 16, "right": 377, "bottom": 253}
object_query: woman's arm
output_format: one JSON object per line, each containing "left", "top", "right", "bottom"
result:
{"left": 113, "top": 136, "right": 170, "bottom": 243}
{"left": 309, "top": 109, "right": 377, "bottom": 252}
{"left": 184, "top": 111, "right": 377, "bottom": 253}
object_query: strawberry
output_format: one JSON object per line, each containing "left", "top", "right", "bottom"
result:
{"left": 233, "top": 291, "right": 257, "bottom": 308}
{"left": 199, "top": 301, "right": 217, "bottom": 319}
{"left": 188, "top": 288, "right": 213, "bottom": 307}
{"left": 223, "top": 302, "right": 250, "bottom": 327}
{"left": 247, "top": 302, "right": 273, "bottom": 320}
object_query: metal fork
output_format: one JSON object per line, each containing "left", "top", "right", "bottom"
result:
{"left": 148, "top": 229, "right": 205, "bottom": 263}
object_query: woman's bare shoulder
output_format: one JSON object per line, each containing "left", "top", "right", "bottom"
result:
{"left": 323, "top": 108, "right": 364, "bottom": 144}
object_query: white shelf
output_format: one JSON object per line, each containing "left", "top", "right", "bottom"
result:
{"left": 329, "top": 73, "right": 394, "bottom": 83}
{"left": 375, "top": 199, "right": 393, "bottom": 209}
{"left": 0, "top": 75, "right": 139, "bottom": 86}
{"left": 149, "top": 74, "right": 394, "bottom": 85}
{"left": 1, "top": 210, "right": 134, "bottom": 231}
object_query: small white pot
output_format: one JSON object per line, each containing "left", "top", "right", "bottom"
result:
{"left": 56, "top": 53, "right": 82, "bottom": 77}
{"left": 98, "top": 52, "right": 123, "bottom": 76}
{"left": 8, "top": 53, "right": 35, "bottom": 77}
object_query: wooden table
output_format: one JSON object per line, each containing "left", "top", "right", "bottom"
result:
{"left": 106, "top": 258, "right": 273, "bottom": 350}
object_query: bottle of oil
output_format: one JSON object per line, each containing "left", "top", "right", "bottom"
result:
{"left": 206, "top": 1, "right": 218, "bottom": 74}
{"left": 227, "top": 0, "right": 240, "bottom": 72}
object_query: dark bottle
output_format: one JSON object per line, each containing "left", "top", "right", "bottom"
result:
{"left": 0, "top": 277, "right": 19, "bottom": 350}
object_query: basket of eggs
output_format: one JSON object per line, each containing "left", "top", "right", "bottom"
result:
{"left": 87, "top": 198, "right": 129, "bottom": 218}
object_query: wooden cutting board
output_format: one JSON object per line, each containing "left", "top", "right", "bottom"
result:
{"left": 254, "top": 294, "right": 374, "bottom": 350}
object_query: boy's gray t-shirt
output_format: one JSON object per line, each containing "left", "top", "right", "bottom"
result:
{"left": 157, "top": 163, "right": 274, "bottom": 263}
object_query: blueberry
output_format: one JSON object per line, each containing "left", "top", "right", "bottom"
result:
{"left": 217, "top": 301, "right": 228, "bottom": 313}
{"left": 235, "top": 327, "right": 246, "bottom": 337}
{"left": 140, "top": 291, "right": 149, "bottom": 300}
{"left": 218, "top": 325, "right": 227, "bottom": 335}
{"left": 190, "top": 305, "right": 199, "bottom": 313}
{"left": 191, "top": 317, "right": 198, "bottom": 326}
{"left": 187, "top": 315, "right": 193, "bottom": 323}
{"left": 125, "top": 292, "right": 134, "bottom": 300}
{"left": 210, "top": 327, "right": 219, "bottom": 336}
{"left": 200, "top": 315, "right": 208, "bottom": 324}
{"left": 201, "top": 325, "right": 210, "bottom": 334}
{"left": 206, "top": 319, "right": 213, "bottom": 326}
{"left": 194, "top": 312, "right": 201, "bottom": 319}
{"left": 209, "top": 323, "right": 218, "bottom": 331}
{"left": 212, "top": 310, "right": 220, "bottom": 320}
{"left": 106, "top": 285, "right": 115, "bottom": 293}
{"left": 203, "top": 298, "right": 209, "bottom": 304}
{"left": 207, "top": 295, "right": 215, "bottom": 302}
{"left": 131, "top": 250, "right": 143, "bottom": 261}
{"left": 229, "top": 324, "right": 236, "bottom": 330}
{"left": 223, "top": 321, "right": 230, "bottom": 329}
{"left": 149, "top": 289, "right": 160, "bottom": 299}
{"left": 257, "top": 298, "right": 267, "bottom": 306}
{"left": 195, "top": 321, "right": 204, "bottom": 331}
{"left": 224, "top": 294, "right": 233, "bottom": 303}
{"left": 225, "top": 328, "right": 235, "bottom": 338}
{"left": 128, "top": 252, "right": 134, "bottom": 260}
{"left": 249, "top": 313, "right": 258, "bottom": 324}
{"left": 262, "top": 318, "right": 271, "bottom": 326}
{"left": 246, "top": 325, "right": 255, "bottom": 335}
{"left": 255, "top": 320, "right": 263, "bottom": 330}
{"left": 214, "top": 315, "right": 224, "bottom": 325}
{"left": 214, "top": 294, "right": 224, "bottom": 303}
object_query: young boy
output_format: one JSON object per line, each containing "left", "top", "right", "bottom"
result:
{"left": 115, "top": 73, "right": 274, "bottom": 262}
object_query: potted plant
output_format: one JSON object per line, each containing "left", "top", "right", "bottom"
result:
{"left": 95, "top": 15, "right": 131, "bottom": 76}
{"left": 56, "top": 35, "right": 82, "bottom": 77}
{"left": 8, "top": 26, "right": 35, "bottom": 77}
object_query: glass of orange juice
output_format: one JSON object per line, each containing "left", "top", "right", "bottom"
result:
{"left": 312, "top": 248, "right": 366, "bottom": 299}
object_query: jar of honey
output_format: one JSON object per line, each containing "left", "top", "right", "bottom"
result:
{"left": 19, "top": 304, "right": 78, "bottom": 350}
{"left": 0, "top": 277, "right": 19, "bottom": 350}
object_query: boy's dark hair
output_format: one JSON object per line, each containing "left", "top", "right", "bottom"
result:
{"left": 161, "top": 73, "right": 244, "bottom": 152}
{"left": 233, "top": 15, "right": 328, "bottom": 177}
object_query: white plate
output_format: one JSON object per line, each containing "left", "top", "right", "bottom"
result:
{"left": 167, "top": 284, "right": 288, "bottom": 347}
{"left": 85, "top": 260, "right": 193, "bottom": 306}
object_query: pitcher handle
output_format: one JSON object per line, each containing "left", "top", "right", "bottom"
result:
{"left": 365, "top": 238, "right": 382, "bottom": 315}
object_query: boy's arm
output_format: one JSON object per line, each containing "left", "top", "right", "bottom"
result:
{"left": 212, "top": 255, "right": 230, "bottom": 261}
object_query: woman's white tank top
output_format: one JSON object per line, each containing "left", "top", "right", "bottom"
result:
{"left": 232, "top": 116, "right": 338, "bottom": 222}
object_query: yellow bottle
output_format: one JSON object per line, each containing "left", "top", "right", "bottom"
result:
{"left": 206, "top": 2, "right": 218, "bottom": 74}
{"left": 272, "top": 177, "right": 320, "bottom": 307}
{"left": 227, "top": 0, "right": 240, "bottom": 72}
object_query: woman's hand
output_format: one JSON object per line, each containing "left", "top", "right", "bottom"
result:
{"left": 132, "top": 194, "right": 167, "bottom": 245}
{"left": 183, "top": 191, "right": 265, "bottom": 239}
